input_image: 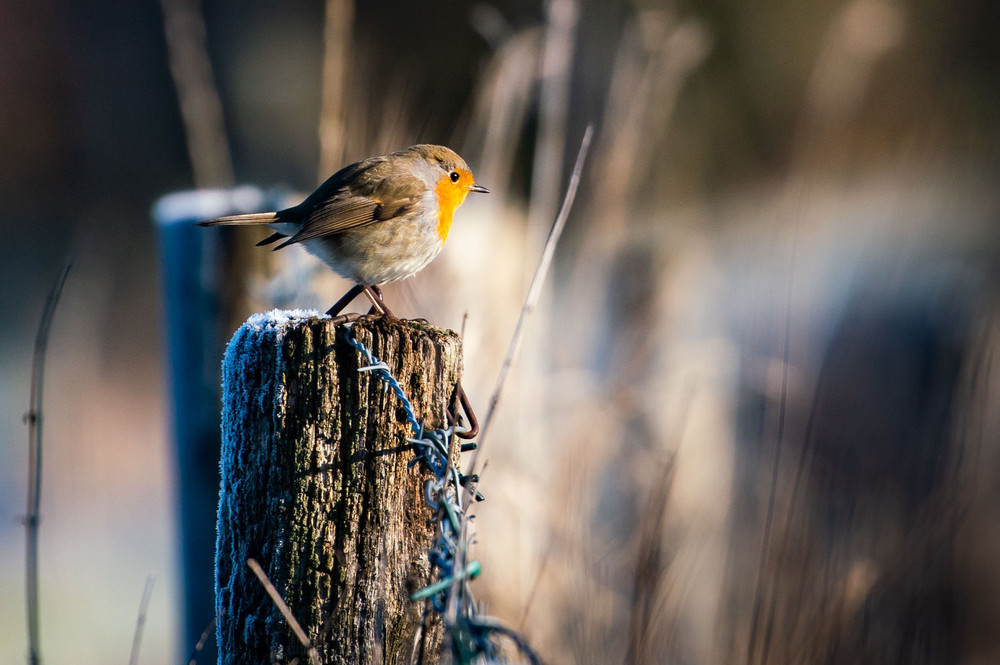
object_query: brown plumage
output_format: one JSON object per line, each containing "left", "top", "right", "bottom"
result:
{"left": 198, "top": 145, "right": 488, "bottom": 288}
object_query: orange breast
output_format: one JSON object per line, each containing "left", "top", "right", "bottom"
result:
{"left": 433, "top": 171, "right": 473, "bottom": 242}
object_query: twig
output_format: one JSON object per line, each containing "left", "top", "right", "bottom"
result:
{"left": 246, "top": 558, "right": 320, "bottom": 665}
{"left": 624, "top": 451, "right": 678, "bottom": 665}
{"left": 25, "top": 261, "right": 71, "bottom": 665}
{"left": 128, "top": 575, "right": 157, "bottom": 665}
{"left": 318, "top": 0, "right": 354, "bottom": 180}
{"left": 528, "top": 0, "right": 578, "bottom": 234}
{"left": 455, "top": 126, "right": 591, "bottom": 641}
{"left": 745, "top": 251, "right": 795, "bottom": 665}
{"left": 517, "top": 540, "right": 554, "bottom": 632}
{"left": 158, "top": 0, "right": 235, "bottom": 188}
{"left": 475, "top": 125, "right": 593, "bottom": 455}
{"left": 186, "top": 613, "right": 219, "bottom": 665}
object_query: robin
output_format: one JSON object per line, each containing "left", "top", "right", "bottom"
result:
{"left": 198, "top": 144, "right": 489, "bottom": 317}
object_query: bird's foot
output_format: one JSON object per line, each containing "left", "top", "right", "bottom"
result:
{"left": 326, "top": 283, "right": 397, "bottom": 319}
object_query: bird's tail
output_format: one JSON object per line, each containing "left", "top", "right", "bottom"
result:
{"left": 197, "top": 212, "right": 278, "bottom": 227}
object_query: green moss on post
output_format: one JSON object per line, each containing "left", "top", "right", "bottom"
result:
{"left": 216, "top": 312, "right": 462, "bottom": 664}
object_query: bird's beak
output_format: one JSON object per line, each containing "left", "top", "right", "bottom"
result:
{"left": 468, "top": 184, "right": 490, "bottom": 194}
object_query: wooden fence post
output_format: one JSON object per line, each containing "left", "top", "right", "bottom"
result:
{"left": 216, "top": 311, "right": 463, "bottom": 664}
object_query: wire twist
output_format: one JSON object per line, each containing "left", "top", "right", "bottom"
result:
{"left": 342, "top": 326, "right": 472, "bottom": 610}
{"left": 342, "top": 324, "right": 542, "bottom": 664}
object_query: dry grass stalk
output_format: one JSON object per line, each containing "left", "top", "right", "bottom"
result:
{"left": 529, "top": 0, "right": 578, "bottom": 237}
{"left": 624, "top": 453, "right": 677, "bottom": 665}
{"left": 24, "top": 262, "right": 71, "bottom": 665}
{"left": 247, "top": 558, "right": 321, "bottom": 665}
{"left": 318, "top": 0, "right": 354, "bottom": 181}
{"left": 471, "top": 125, "right": 593, "bottom": 466}
{"left": 186, "top": 614, "right": 220, "bottom": 665}
{"left": 158, "top": 0, "right": 235, "bottom": 188}
{"left": 467, "top": 26, "right": 542, "bottom": 193}
{"left": 128, "top": 575, "right": 157, "bottom": 665}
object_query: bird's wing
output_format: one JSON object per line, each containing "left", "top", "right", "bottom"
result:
{"left": 275, "top": 197, "right": 380, "bottom": 248}
{"left": 276, "top": 171, "right": 426, "bottom": 249}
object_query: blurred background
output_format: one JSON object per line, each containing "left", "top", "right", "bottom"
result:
{"left": 2, "top": 0, "right": 999, "bottom": 663}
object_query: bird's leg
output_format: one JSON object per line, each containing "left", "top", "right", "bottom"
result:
{"left": 363, "top": 285, "right": 396, "bottom": 318}
{"left": 326, "top": 284, "right": 366, "bottom": 317}
{"left": 327, "top": 283, "right": 396, "bottom": 320}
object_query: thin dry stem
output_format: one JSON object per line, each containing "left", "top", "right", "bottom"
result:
{"left": 529, "top": 0, "right": 578, "bottom": 235}
{"left": 467, "top": 26, "right": 541, "bottom": 193}
{"left": 566, "top": 15, "right": 709, "bottom": 320}
{"left": 517, "top": 540, "right": 555, "bottom": 632}
{"left": 128, "top": 575, "right": 157, "bottom": 665}
{"left": 25, "top": 261, "right": 71, "bottom": 665}
{"left": 186, "top": 614, "right": 219, "bottom": 665}
{"left": 468, "top": 126, "right": 592, "bottom": 493}
{"left": 246, "top": 558, "right": 321, "bottom": 665}
{"left": 318, "top": 0, "right": 354, "bottom": 181}
{"left": 624, "top": 455, "right": 676, "bottom": 665}
{"left": 159, "top": 0, "right": 235, "bottom": 187}
{"left": 745, "top": 253, "right": 796, "bottom": 665}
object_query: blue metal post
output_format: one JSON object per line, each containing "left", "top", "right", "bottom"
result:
{"left": 154, "top": 187, "right": 273, "bottom": 663}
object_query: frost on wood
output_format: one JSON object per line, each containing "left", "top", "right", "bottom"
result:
{"left": 216, "top": 311, "right": 463, "bottom": 665}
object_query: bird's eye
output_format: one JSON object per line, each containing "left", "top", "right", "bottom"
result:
{"left": 450, "top": 171, "right": 460, "bottom": 183}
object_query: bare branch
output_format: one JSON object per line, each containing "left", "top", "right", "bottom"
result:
{"left": 476, "top": 125, "right": 593, "bottom": 453}
{"left": 246, "top": 558, "right": 320, "bottom": 665}
{"left": 186, "top": 613, "right": 219, "bottom": 665}
{"left": 25, "top": 261, "right": 71, "bottom": 665}
{"left": 128, "top": 575, "right": 157, "bottom": 665}
{"left": 158, "top": 0, "right": 235, "bottom": 187}
{"left": 318, "top": 0, "right": 354, "bottom": 181}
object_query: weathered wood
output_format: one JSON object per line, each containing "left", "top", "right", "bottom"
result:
{"left": 216, "top": 312, "right": 462, "bottom": 665}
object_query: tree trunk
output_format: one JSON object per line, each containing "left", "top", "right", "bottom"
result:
{"left": 216, "top": 311, "right": 462, "bottom": 665}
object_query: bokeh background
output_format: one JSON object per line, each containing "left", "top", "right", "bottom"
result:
{"left": 2, "top": 0, "right": 999, "bottom": 663}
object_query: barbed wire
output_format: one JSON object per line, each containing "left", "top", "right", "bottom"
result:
{"left": 342, "top": 323, "right": 542, "bottom": 665}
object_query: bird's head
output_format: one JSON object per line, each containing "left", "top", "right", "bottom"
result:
{"left": 402, "top": 144, "right": 489, "bottom": 241}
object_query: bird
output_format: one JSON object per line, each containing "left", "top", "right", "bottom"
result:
{"left": 198, "top": 144, "right": 489, "bottom": 317}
